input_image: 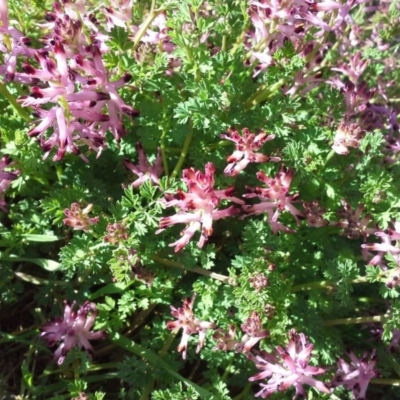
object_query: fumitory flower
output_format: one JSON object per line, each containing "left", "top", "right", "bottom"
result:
{"left": 63, "top": 203, "right": 99, "bottom": 231}
{"left": 361, "top": 221, "right": 400, "bottom": 287}
{"left": 332, "top": 118, "right": 365, "bottom": 155}
{"left": 104, "top": 222, "right": 129, "bottom": 244}
{"left": 243, "top": 166, "right": 303, "bottom": 233}
{"left": 302, "top": 201, "right": 328, "bottom": 228}
{"left": 166, "top": 293, "right": 216, "bottom": 359}
{"left": 157, "top": 162, "right": 244, "bottom": 252}
{"left": 331, "top": 52, "right": 369, "bottom": 85}
{"left": 0, "top": 155, "right": 20, "bottom": 212}
{"left": 220, "top": 127, "right": 280, "bottom": 176}
{"left": 249, "top": 273, "right": 269, "bottom": 292}
{"left": 248, "top": 330, "right": 330, "bottom": 399}
{"left": 331, "top": 349, "right": 377, "bottom": 399}
{"left": 213, "top": 312, "right": 269, "bottom": 354}
{"left": 40, "top": 301, "right": 106, "bottom": 365}
{"left": 123, "top": 142, "right": 163, "bottom": 188}
{"left": 333, "top": 200, "right": 375, "bottom": 240}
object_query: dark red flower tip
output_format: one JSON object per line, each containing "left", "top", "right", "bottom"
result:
{"left": 30, "top": 88, "right": 43, "bottom": 99}
{"left": 123, "top": 72, "right": 132, "bottom": 83}
{"left": 122, "top": 107, "right": 140, "bottom": 117}
{"left": 75, "top": 54, "right": 84, "bottom": 66}
{"left": 97, "top": 92, "right": 111, "bottom": 101}
{"left": 22, "top": 37, "right": 32, "bottom": 46}
{"left": 22, "top": 63, "right": 36, "bottom": 74}
{"left": 45, "top": 12, "right": 56, "bottom": 22}
{"left": 54, "top": 41, "right": 65, "bottom": 55}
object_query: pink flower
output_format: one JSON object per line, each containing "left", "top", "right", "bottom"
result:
{"left": 302, "top": 201, "right": 328, "bottom": 228}
{"left": 0, "top": 0, "right": 35, "bottom": 82}
{"left": 332, "top": 119, "right": 365, "bottom": 155}
{"left": 248, "top": 330, "right": 330, "bottom": 399}
{"left": 63, "top": 203, "right": 99, "bottom": 231}
{"left": 4, "top": 1, "right": 138, "bottom": 161}
{"left": 166, "top": 293, "right": 216, "bottom": 359}
{"left": 0, "top": 156, "right": 20, "bottom": 212}
{"left": 243, "top": 166, "right": 303, "bottom": 233}
{"left": 104, "top": 222, "right": 129, "bottom": 244}
{"left": 220, "top": 127, "right": 280, "bottom": 176}
{"left": 331, "top": 349, "right": 377, "bottom": 399}
{"left": 124, "top": 143, "right": 163, "bottom": 188}
{"left": 40, "top": 301, "right": 106, "bottom": 365}
{"left": 157, "top": 162, "right": 244, "bottom": 252}
{"left": 361, "top": 222, "right": 400, "bottom": 287}
{"left": 333, "top": 201, "right": 375, "bottom": 240}
{"left": 331, "top": 53, "right": 369, "bottom": 85}
{"left": 213, "top": 312, "right": 269, "bottom": 354}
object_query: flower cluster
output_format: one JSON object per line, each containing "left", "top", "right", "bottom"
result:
{"left": 248, "top": 330, "right": 330, "bottom": 399}
{"left": 220, "top": 127, "right": 280, "bottom": 176}
{"left": 63, "top": 203, "right": 99, "bottom": 231}
{"left": 166, "top": 293, "right": 216, "bottom": 359}
{"left": 124, "top": 142, "right": 163, "bottom": 188}
{"left": 40, "top": 301, "right": 106, "bottom": 365}
{"left": 331, "top": 349, "right": 378, "bottom": 400}
{"left": 362, "top": 222, "right": 400, "bottom": 288}
{"left": 244, "top": 166, "right": 304, "bottom": 233}
{"left": 0, "top": 1, "right": 138, "bottom": 161}
{"left": 157, "top": 162, "right": 244, "bottom": 252}
{"left": 213, "top": 312, "right": 269, "bottom": 354}
{"left": 157, "top": 127, "right": 306, "bottom": 251}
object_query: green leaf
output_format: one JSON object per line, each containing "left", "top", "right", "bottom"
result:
{"left": 20, "top": 234, "right": 62, "bottom": 242}
{"left": 2, "top": 255, "right": 61, "bottom": 271}
{"left": 89, "top": 282, "right": 132, "bottom": 300}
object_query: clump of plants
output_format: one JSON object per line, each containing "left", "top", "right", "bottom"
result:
{"left": 1, "top": 0, "right": 400, "bottom": 399}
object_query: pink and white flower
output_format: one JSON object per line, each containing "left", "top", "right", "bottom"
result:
{"left": 248, "top": 330, "right": 330, "bottom": 399}
{"left": 40, "top": 301, "right": 106, "bottom": 365}
{"left": 157, "top": 162, "right": 244, "bottom": 252}
{"left": 244, "top": 166, "right": 303, "bottom": 233}
{"left": 220, "top": 127, "right": 280, "bottom": 176}
{"left": 166, "top": 293, "right": 216, "bottom": 359}
{"left": 331, "top": 349, "right": 377, "bottom": 399}
{"left": 124, "top": 143, "right": 163, "bottom": 188}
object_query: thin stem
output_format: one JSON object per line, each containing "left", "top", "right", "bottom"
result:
{"left": 151, "top": 255, "right": 236, "bottom": 286}
{"left": 323, "top": 314, "right": 389, "bottom": 326}
{"left": 244, "top": 78, "right": 286, "bottom": 110}
{"left": 221, "top": 35, "right": 227, "bottom": 52}
{"left": 371, "top": 378, "right": 400, "bottom": 386}
{"left": 0, "top": 82, "right": 31, "bottom": 122}
{"left": 170, "top": 119, "right": 194, "bottom": 179}
{"left": 131, "top": 0, "right": 165, "bottom": 51}
{"left": 291, "top": 276, "right": 368, "bottom": 292}
{"left": 160, "top": 110, "right": 170, "bottom": 177}
{"left": 232, "top": 382, "right": 252, "bottom": 400}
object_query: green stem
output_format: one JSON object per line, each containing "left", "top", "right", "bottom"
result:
{"left": 160, "top": 111, "right": 170, "bottom": 177}
{"left": 151, "top": 255, "right": 236, "bottom": 286}
{"left": 323, "top": 314, "right": 389, "bottom": 326}
{"left": 232, "top": 382, "right": 252, "bottom": 400}
{"left": 221, "top": 35, "right": 227, "bottom": 52}
{"left": 0, "top": 82, "right": 31, "bottom": 122}
{"left": 244, "top": 78, "right": 286, "bottom": 110}
{"left": 112, "top": 333, "right": 213, "bottom": 399}
{"left": 291, "top": 276, "right": 368, "bottom": 292}
{"left": 371, "top": 378, "right": 400, "bottom": 386}
{"left": 131, "top": 0, "right": 165, "bottom": 51}
{"left": 170, "top": 120, "right": 194, "bottom": 179}
{"left": 141, "top": 333, "right": 178, "bottom": 398}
